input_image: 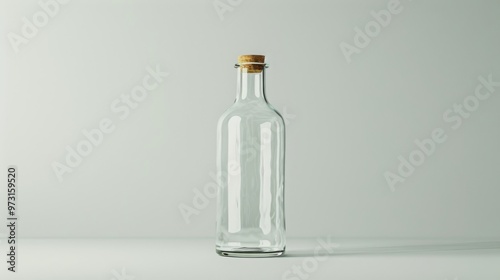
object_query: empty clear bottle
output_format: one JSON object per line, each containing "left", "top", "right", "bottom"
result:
{"left": 216, "top": 55, "right": 286, "bottom": 257}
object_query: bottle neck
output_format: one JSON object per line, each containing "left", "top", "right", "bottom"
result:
{"left": 235, "top": 68, "right": 267, "bottom": 103}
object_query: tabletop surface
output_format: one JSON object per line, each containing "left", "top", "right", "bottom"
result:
{"left": 1, "top": 238, "right": 499, "bottom": 280}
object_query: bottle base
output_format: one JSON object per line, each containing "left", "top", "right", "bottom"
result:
{"left": 216, "top": 247, "right": 285, "bottom": 258}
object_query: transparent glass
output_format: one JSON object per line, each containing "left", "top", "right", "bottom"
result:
{"left": 215, "top": 63, "right": 286, "bottom": 257}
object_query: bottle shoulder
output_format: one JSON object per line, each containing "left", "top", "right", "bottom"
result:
{"left": 218, "top": 101, "right": 285, "bottom": 127}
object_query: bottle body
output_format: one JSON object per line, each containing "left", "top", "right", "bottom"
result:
{"left": 215, "top": 56, "right": 286, "bottom": 257}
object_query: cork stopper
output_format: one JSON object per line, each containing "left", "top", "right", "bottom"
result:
{"left": 237, "top": 54, "right": 265, "bottom": 73}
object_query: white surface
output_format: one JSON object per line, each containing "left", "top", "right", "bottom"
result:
{"left": 1, "top": 238, "right": 499, "bottom": 279}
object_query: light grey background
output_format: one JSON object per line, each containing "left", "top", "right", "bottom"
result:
{"left": 0, "top": 0, "right": 499, "bottom": 239}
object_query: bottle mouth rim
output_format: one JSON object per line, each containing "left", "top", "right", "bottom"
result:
{"left": 234, "top": 62, "right": 269, "bottom": 68}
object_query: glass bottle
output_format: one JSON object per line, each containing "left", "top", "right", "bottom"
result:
{"left": 215, "top": 55, "right": 286, "bottom": 257}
